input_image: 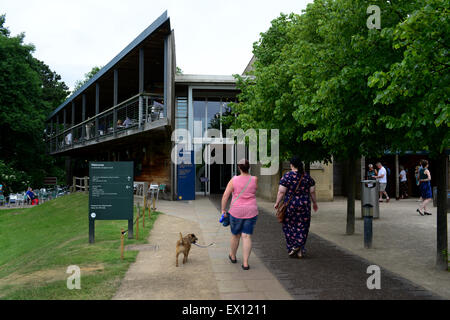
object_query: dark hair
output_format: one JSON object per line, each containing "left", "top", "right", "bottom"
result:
{"left": 421, "top": 159, "right": 428, "bottom": 168}
{"left": 237, "top": 159, "right": 250, "bottom": 173}
{"left": 290, "top": 156, "right": 304, "bottom": 174}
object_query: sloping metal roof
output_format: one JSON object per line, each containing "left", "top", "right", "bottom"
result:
{"left": 48, "top": 11, "right": 170, "bottom": 120}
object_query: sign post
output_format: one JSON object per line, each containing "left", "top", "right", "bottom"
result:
{"left": 89, "top": 162, "right": 134, "bottom": 243}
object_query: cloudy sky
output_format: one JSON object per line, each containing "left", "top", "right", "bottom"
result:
{"left": 2, "top": 0, "right": 311, "bottom": 91}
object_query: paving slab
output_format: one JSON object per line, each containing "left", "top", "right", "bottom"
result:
{"left": 114, "top": 196, "right": 293, "bottom": 300}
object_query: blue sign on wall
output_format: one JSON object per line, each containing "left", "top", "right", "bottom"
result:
{"left": 177, "top": 149, "right": 195, "bottom": 201}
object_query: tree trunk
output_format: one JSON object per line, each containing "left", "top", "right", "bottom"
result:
{"left": 305, "top": 162, "right": 311, "bottom": 175}
{"left": 346, "top": 158, "right": 357, "bottom": 235}
{"left": 435, "top": 152, "right": 448, "bottom": 270}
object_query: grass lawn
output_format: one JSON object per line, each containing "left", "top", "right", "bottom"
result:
{"left": 0, "top": 192, "right": 161, "bottom": 300}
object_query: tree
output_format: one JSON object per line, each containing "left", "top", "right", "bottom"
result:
{"left": 231, "top": 14, "right": 331, "bottom": 171}
{"left": 73, "top": 65, "right": 102, "bottom": 92}
{"left": 232, "top": 1, "right": 414, "bottom": 234}
{"left": 287, "top": 0, "right": 423, "bottom": 234}
{"left": 0, "top": 14, "right": 68, "bottom": 190}
{"left": 369, "top": 0, "right": 449, "bottom": 269}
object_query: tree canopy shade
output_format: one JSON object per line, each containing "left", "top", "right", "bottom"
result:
{"left": 0, "top": 14, "right": 68, "bottom": 193}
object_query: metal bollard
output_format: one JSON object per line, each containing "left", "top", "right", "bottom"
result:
{"left": 363, "top": 204, "right": 373, "bottom": 249}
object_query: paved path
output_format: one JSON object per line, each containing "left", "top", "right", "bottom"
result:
{"left": 113, "top": 197, "right": 291, "bottom": 300}
{"left": 114, "top": 195, "right": 446, "bottom": 300}
{"left": 256, "top": 197, "right": 449, "bottom": 299}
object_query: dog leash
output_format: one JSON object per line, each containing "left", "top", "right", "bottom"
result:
{"left": 193, "top": 242, "right": 216, "bottom": 248}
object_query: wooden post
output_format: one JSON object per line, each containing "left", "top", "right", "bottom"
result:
{"left": 73, "top": 176, "right": 76, "bottom": 192}
{"left": 148, "top": 200, "right": 151, "bottom": 220}
{"left": 143, "top": 207, "right": 145, "bottom": 229}
{"left": 120, "top": 229, "right": 124, "bottom": 260}
{"left": 84, "top": 177, "right": 89, "bottom": 193}
{"left": 136, "top": 209, "right": 139, "bottom": 240}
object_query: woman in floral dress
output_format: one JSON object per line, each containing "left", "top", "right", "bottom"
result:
{"left": 274, "top": 156, "right": 318, "bottom": 258}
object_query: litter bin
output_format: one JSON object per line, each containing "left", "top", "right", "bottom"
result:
{"left": 361, "top": 180, "right": 380, "bottom": 219}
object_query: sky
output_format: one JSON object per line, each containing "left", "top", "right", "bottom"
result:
{"left": 1, "top": 0, "right": 311, "bottom": 91}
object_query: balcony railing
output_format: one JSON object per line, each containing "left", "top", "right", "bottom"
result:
{"left": 46, "top": 93, "right": 165, "bottom": 154}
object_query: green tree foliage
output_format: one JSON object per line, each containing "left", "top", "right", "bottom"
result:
{"left": 368, "top": 0, "right": 449, "bottom": 269}
{"left": 369, "top": 0, "right": 449, "bottom": 155}
{"left": 73, "top": 65, "right": 102, "bottom": 92}
{"left": 0, "top": 15, "right": 68, "bottom": 191}
{"left": 231, "top": 14, "right": 330, "bottom": 164}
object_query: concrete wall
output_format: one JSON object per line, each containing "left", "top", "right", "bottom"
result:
{"left": 250, "top": 163, "right": 281, "bottom": 202}
{"left": 251, "top": 160, "right": 334, "bottom": 202}
{"left": 308, "top": 161, "right": 334, "bottom": 201}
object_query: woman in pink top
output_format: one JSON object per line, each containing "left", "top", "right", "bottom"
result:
{"left": 221, "top": 159, "right": 258, "bottom": 270}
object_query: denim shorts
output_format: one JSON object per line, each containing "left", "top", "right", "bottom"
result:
{"left": 229, "top": 214, "right": 258, "bottom": 235}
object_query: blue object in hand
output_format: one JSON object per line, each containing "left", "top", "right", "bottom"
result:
{"left": 219, "top": 212, "right": 230, "bottom": 227}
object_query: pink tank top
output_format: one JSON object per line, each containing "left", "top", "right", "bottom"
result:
{"left": 229, "top": 175, "right": 258, "bottom": 219}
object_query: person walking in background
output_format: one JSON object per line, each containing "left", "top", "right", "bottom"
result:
{"left": 399, "top": 165, "right": 408, "bottom": 199}
{"left": 221, "top": 159, "right": 258, "bottom": 270}
{"left": 417, "top": 160, "right": 432, "bottom": 216}
{"left": 374, "top": 162, "right": 390, "bottom": 202}
{"left": 367, "top": 164, "right": 377, "bottom": 180}
{"left": 274, "top": 156, "right": 318, "bottom": 259}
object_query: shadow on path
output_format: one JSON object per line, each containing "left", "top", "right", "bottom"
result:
{"left": 209, "top": 195, "right": 442, "bottom": 300}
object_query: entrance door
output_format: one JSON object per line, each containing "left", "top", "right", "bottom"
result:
{"left": 195, "top": 144, "right": 210, "bottom": 195}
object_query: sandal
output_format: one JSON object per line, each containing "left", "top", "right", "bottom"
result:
{"left": 228, "top": 254, "right": 237, "bottom": 264}
{"left": 288, "top": 247, "right": 301, "bottom": 258}
{"left": 241, "top": 264, "right": 250, "bottom": 270}
{"left": 417, "top": 209, "right": 424, "bottom": 216}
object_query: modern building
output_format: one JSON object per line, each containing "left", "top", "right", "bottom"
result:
{"left": 49, "top": 11, "right": 442, "bottom": 203}
{"left": 45, "top": 12, "right": 254, "bottom": 201}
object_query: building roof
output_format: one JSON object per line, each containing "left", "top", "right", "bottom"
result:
{"left": 175, "top": 74, "right": 237, "bottom": 85}
{"left": 47, "top": 11, "right": 170, "bottom": 120}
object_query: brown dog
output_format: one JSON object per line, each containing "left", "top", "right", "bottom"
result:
{"left": 176, "top": 232, "right": 198, "bottom": 267}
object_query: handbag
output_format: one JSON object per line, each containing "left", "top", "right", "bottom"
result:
{"left": 276, "top": 173, "right": 304, "bottom": 223}
{"left": 220, "top": 176, "right": 252, "bottom": 227}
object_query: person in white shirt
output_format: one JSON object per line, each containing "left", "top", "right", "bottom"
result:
{"left": 399, "top": 165, "right": 408, "bottom": 199}
{"left": 374, "top": 162, "right": 390, "bottom": 202}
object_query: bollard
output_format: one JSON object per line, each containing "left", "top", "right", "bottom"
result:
{"left": 363, "top": 204, "right": 373, "bottom": 249}
{"left": 120, "top": 229, "right": 124, "bottom": 260}
{"left": 152, "top": 196, "right": 156, "bottom": 211}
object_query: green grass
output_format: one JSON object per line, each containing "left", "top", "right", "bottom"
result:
{"left": 0, "top": 192, "right": 161, "bottom": 300}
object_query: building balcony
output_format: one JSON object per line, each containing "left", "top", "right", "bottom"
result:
{"left": 46, "top": 93, "right": 168, "bottom": 155}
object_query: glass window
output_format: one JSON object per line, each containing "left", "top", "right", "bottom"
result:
{"left": 193, "top": 99, "right": 206, "bottom": 138}
{"left": 176, "top": 97, "right": 188, "bottom": 130}
{"left": 207, "top": 100, "right": 221, "bottom": 131}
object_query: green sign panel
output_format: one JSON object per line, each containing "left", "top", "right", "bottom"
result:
{"left": 89, "top": 162, "right": 134, "bottom": 243}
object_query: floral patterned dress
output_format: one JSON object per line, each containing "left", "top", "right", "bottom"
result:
{"left": 279, "top": 171, "right": 315, "bottom": 254}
